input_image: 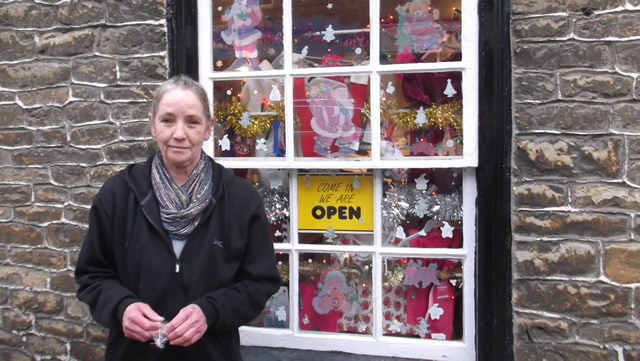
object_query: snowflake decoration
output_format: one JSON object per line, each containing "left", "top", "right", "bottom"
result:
{"left": 388, "top": 319, "right": 404, "bottom": 333}
{"left": 327, "top": 2, "right": 333, "bottom": 9}
{"left": 414, "top": 174, "right": 428, "bottom": 190}
{"left": 217, "top": 6, "right": 223, "bottom": 11}
{"left": 440, "top": 221, "right": 454, "bottom": 238}
{"left": 215, "top": 60, "right": 223, "bottom": 68}
{"left": 428, "top": 303, "right": 444, "bottom": 320}
{"left": 268, "top": 47, "right": 276, "bottom": 56}
{"left": 416, "top": 317, "right": 431, "bottom": 338}
{"left": 239, "top": 112, "right": 252, "bottom": 128}
{"left": 256, "top": 138, "right": 268, "bottom": 151}
{"left": 415, "top": 198, "right": 429, "bottom": 218}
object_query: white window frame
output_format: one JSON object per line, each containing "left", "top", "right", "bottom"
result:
{"left": 197, "top": 0, "right": 478, "bottom": 359}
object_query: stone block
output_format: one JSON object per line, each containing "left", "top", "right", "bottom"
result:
{"left": 513, "top": 182, "right": 566, "bottom": 208}
{"left": 0, "top": 208, "right": 12, "bottom": 221}
{"left": 0, "top": 223, "right": 43, "bottom": 246}
{"left": 88, "top": 164, "right": 127, "bottom": 185}
{"left": 17, "top": 87, "right": 69, "bottom": 107}
{"left": 626, "top": 160, "right": 640, "bottom": 187}
{"left": 0, "top": 167, "right": 50, "bottom": 183}
{"left": 0, "top": 266, "right": 47, "bottom": 288}
{"left": 110, "top": 103, "right": 150, "bottom": 121}
{"left": 87, "top": 324, "right": 109, "bottom": 343}
{"left": 121, "top": 121, "right": 152, "bottom": 139}
{"left": 636, "top": 288, "right": 640, "bottom": 321}
{"left": 64, "top": 205, "right": 90, "bottom": 225}
{"left": 71, "top": 86, "right": 102, "bottom": 100}
{"left": 25, "top": 334, "right": 66, "bottom": 356}
{"left": 50, "top": 165, "right": 88, "bottom": 187}
{"left": 70, "top": 124, "right": 119, "bottom": 146}
{"left": 105, "top": 0, "right": 164, "bottom": 23}
{"left": 512, "top": 16, "right": 573, "bottom": 39}
{"left": 624, "top": 349, "right": 640, "bottom": 361}
{"left": 98, "top": 25, "right": 166, "bottom": 56}
{"left": 514, "top": 314, "right": 574, "bottom": 342}
{"left": 0, "top": 2, "right": 57, "bottom": 28}
{"left": 0, "top": 31, "right": 35, "bottom": 61}
{"left": 2, "top": 309, "right": 33, "bottom": 331}
{"left": 560, "top": 72, "right": 633, "bottom": 99}
{"left": 0, "top": 329, "right": 22, "bottom": 348}
{"left": 70, "top": 342, "right": 105, "bottom": 361}
{"left": 0, "top": 91, "right": 14, "bottom": 102}
{"left": 513, "top": 42, "right": 611, "bottom": 71}
{"left": 47, "top": 223, "right": 86, "bottom": 249}
{"left": 512, "top": 0, "right": 622, "bottom": 14}
{"left": 579, "top": 322, "right": 640, "bottom": 344}
{"left": 104, "top": 141, "right": 156, "bottom": 162}
{"left": 505, "top": 97, "right": 593, "bottom": 129}
{"left": 575, "top": 14, "right": 640, "bottom": 39}
{"left": 72, "top": 57, "right": 118, "bottom": 85}
{"left": 15, "top": 206, "right": 63, "bottom": 224}
{"left": 616, "top": 41, "right": 640, "bottom": 73}
{"left": 572, "top": 183, "right": 640, "bottom": 210}
{"left": 613, "top": 102, "right": 640, "bottom": 132}
{"left": 36, "top": 318, "right": 83, "bottom": 339}
{"left": 57, "top": 1, "right": 104, "bottom": 26}
{"left": 37, "top": 29, "right": 96, "bottom": 57}
{"left": 0, "top": 185, "right": 31, "bottom": 205}
{"left": 11, "top": 290, "right": 64, "bottom": 314}
{"left": 36, "top": 128, "right": 67, "bottom": 146}
{"left": 514, "top": 280, "right": 630, "bottom": 318}
{"left": 65, "top": 298, "right": 90, "bottom": 320}
{"left": 515, "top": 136, "right": 622, "bottom": 179}
{"left": 12, "top": 147, "right": 102, "bottom": 166}
{"left": 63, "top": 101, "right": 110, "bottom": 125}
{"left": 69, "top": 187, "right": 99, "bottom": 206}
{"left": 514, "top": 343, "right": 616, "bottom": 361}
{"left": 25, "top": 107, "right": 64, "bottom": 128}
{"left": 34, "top": 185, "right": 68, "bottom": 204}
{"left": 50, "top": 272, "right": 77, "bottom": 293}
{"left": 118, "top": 57, "right": 167, "bottom": 82}
{"left": 9, "top": 248, "right": 67, "bottom": 270}
{"left": 0, "top": 61, "right": 70, "bottom": 90}
{"left": 512, "top": 72, "right": 557, "bottom": 102}
{"left": 0, "top": 129, "right": 34, "bottom": 147}
{"left": 515, "top": 241, "right": 599, "bottom": 277}
{"left": 514, "top": 211, "right": 628, "bottom": 239}
{"left": 102, "top": 85, "right": 157, "bottom": 101}
{"left": 0, "top": 105, "right": 26, "bottom": 127}
{"left": 604, "top": 243, "right": 640, "bottom": 284}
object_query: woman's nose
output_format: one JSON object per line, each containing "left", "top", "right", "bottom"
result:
{"left": 173, "top": 122, "right": 186, "bottom": 139}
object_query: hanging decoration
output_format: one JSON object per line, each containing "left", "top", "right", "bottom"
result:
{"left": 380, "top": 99, "right": 462, "bottom": 134}
{"left": 215, "top": 98, "right": 296, "bottom": 139}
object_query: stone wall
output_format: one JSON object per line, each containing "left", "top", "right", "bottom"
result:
{"left": 511, "top": 0, "right": 640, "bottom": 360}
{"left": 0, "top": 1, "right": 166, "bottom": 360}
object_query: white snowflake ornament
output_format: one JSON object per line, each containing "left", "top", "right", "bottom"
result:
{"left": 416, "top": 317, "right": 431, "bottom": 338}
{"left": 256, "top": 138, "right": 268, "bottom": 151}
{"left": 239, "top": 112, "right": 252, "bottom": 128}
{"left": 327, "top": 3, "right": 333, "bottom": 9}
{"left": 415, "top": 198, "right": 429, "bottom": 218}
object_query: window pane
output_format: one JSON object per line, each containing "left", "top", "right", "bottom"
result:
{"left": 293, "top": 76, "right": 371, "bottom": 158}
{"left": 381, "top": 168, "right": 462, "bottom": 247}
{"left": 236, "top": 168, "right": 290, "bottom": 243}
{"left": 247, "top": 252, "right": 291, "bottom": 328}
{"left": 213, "top": 78, "right": 286, "bottom": 158}
{"left": 382, "top": 256, "right": 463, "bottom": 340}
{"left": 380, "top": 0, "right": 462, "bottom": 65}
{"left": 299, "top": 252, "right": 373, "bottom": 334}
{"left": 292, "top": 0, "right": 370, "bottom": 68}
{"left": 380, "top": 72, "right": 462, "bottom": 158}
{"left": 212, "top": 0, "right": 284, "bottom": 72}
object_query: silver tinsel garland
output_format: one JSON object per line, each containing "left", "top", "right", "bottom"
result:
{"left": 256, "top": 186, "right": 290, "bottom": 225}
{"left": 382, "top": 183, "right": 462, "bottom": 233}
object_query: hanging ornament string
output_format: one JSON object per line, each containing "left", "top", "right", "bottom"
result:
{"left": 381, "top": 99, "right": 462, "bottom": 134}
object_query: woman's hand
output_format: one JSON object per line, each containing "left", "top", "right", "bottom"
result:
{"left": 166, "top": 304, "right": 208, "bottom": 347}
{"left": 122, "top": 302, "right": 165, "bottom": 342}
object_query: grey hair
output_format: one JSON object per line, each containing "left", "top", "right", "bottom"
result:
{"left": 150, "top": 75, "right": 212, "bottom": 123}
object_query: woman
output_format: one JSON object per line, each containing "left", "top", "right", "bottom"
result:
{"left": 75, "top": 75, "right": 280, "bottom": 360}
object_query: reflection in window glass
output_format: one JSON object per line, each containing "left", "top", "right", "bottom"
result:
{"left": 236, "top": 168, "right": 290, "bottom": 243}
{"left": 380, "top": 72, "right": 462, "bottom": 159}
{"left": 382, "top": 257, "right": 463, "bottom": 339}
{"left": 381, "top": 168, "right": 462, "bottom": 247}
{"left": 212, "top": 0, "right": 284, "bottom": 72}
{"left": 247, "top": 253, "right": 291, "bottom": 328}
{"left": 380, "top": 0, "right": 462, "bottom": 65}
{"left": 293, "top": 76, "right": 371, "bottom": 158}
{"left": 299, "top": 252, "right": 373, "bottom": 334}
{"left": 213, "top": 78, "right": 285, "bottom": 158}
{"left": 292, "top": 0, "right": 370, "bottom": 68}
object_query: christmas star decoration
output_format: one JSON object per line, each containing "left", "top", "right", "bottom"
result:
{"left": 440, "top": 221, "right": 454, "bottom": 238}
{"left": 327, "top": 3, "right": 333, "bottom": 9}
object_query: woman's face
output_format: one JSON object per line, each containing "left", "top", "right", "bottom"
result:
{"left": 149, "top": 88, "right": 213, "bottom": 173}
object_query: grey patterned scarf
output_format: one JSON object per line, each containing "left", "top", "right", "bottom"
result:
{"left": 151, "top": 151, "right": 213, "bottom": 241}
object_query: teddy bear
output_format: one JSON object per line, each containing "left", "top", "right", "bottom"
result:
{"left": 396, "top": 0, "right": 445, "bottom": 54}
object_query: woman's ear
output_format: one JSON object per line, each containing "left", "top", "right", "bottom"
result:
{"left": 205, "top": 117, "right": 214, "bottom": 140}
{"left": 148, "top": 113, "right": 156, "bottom": 137}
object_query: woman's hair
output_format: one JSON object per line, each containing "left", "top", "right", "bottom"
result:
{"left": 150, "top": 75, "right": 212, "bottom": 123}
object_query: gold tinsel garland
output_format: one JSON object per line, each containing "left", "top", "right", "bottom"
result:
{"left": 380, "top": 99, "right": 463, "bottom": 134}
{"left": 214, "top": 98, "right": 298, "bottom": 139}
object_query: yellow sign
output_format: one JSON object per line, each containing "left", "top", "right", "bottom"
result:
{"left": 297, "top": 175, "right": 373, "bottom": 232}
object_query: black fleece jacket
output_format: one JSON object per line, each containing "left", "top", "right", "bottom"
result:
{"left": 75, "top": 154, "right": 280, "bottom": 361}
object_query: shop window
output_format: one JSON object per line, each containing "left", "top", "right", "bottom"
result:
{"left": 197, "top": 0, "right": 477, "bottom": 358}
